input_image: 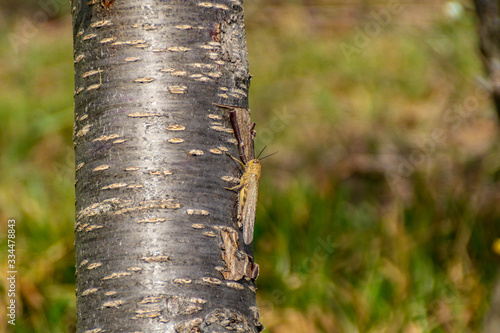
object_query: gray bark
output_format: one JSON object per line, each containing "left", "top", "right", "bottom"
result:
{"left": 72, "top": 0, "right": 262, "bottom": 331}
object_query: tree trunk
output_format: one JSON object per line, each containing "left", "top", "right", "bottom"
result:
{"left": 474, "top": 0, "right": 500, "bottom": 120}
{"left": 72, "top": 0, "right": 262, "bottom": 331}
{"left": 474, "top": 2, "right": 500, "bottom": 332}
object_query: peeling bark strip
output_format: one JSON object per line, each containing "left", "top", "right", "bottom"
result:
{"left": 219, "top": 226, "right": 259, "bottom": 281}
{"left": 72, "top": 0, "right": 262, "bottom": 331}
{"left": 213, "top": 103, "right": 255, "bottom": 164}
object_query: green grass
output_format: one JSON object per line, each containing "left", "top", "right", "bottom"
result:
{"left": 1, "top": 0, "right": 500, "bottom": 332}
{"left": 0, "top": 12, "right": 75, "bottom": 333}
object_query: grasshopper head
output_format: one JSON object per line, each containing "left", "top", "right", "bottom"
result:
{"left": 247, "top": 159, "right": 261, "bottom": 177}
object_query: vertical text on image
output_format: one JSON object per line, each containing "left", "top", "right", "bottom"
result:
{"left": 6, "top": 219, "right": 17, "bottom": 326}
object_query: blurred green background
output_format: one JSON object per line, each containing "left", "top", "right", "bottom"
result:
{"left": 1, "top": 0, "right": 500, "bottom": 332}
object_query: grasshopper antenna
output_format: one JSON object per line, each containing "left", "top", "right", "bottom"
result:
{"left": 256, "top": 146, "right": 278, "bottom": 160}
{"left": 256, "top": 146, "right": 267, "bottom": 159}
{"left": 259, "top": 151, "right": 278, "bottom": 161}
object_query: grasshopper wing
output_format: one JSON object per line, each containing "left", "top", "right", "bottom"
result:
{"left": 242, "top": 173, "right": 259, "bottom": 245}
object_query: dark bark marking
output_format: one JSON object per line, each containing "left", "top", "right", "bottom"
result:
{"left": 101, "top": 0, "right": 114, "bottom": 11}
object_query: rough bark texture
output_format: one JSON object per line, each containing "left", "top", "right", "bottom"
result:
{"left": 474, "top": 0, "right": 500, "bottom": 119}
{"left": 72, "top": 0, "right": 262, "bottom": 331}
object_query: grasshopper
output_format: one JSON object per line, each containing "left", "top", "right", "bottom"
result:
{"left": 213, "top": 103, "right": 262, "bottom": 245}
{"left": 226, "top": 153, "right": 261, "bottom": 245}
